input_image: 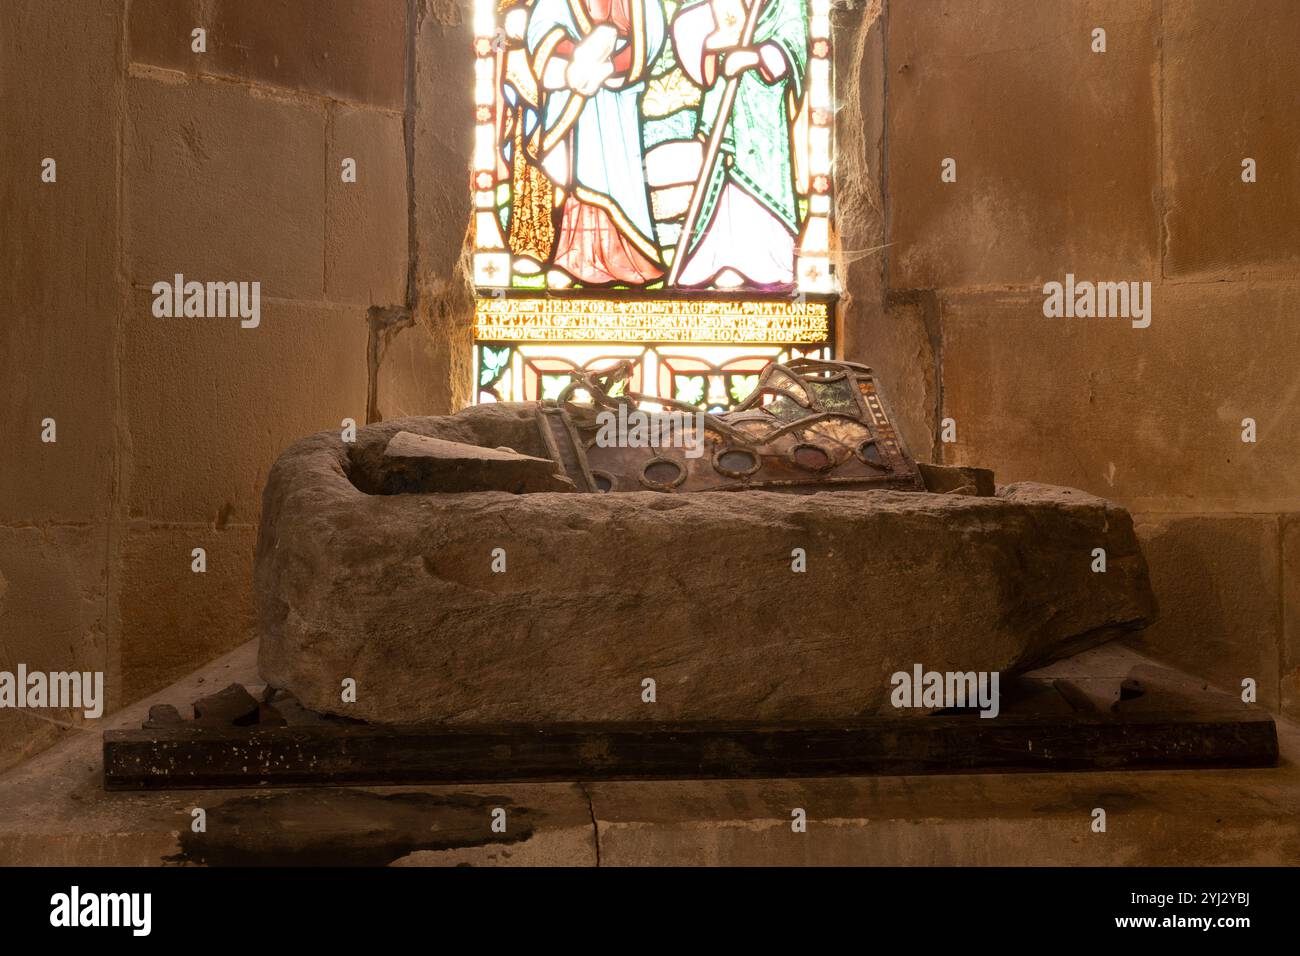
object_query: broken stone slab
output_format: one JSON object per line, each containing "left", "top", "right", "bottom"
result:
{"left": 256, "top": 410, "right": 1158, "bottom": 725}
{"left": 192, "top": 683, "right": 261, "bottom": 727}
{"left": 263, "top": 695, "right": 338, "bottom": 727}
{"left": 140, "top": 686, "right": 328, "bottom": 732}
{"left": 917, "top": 462, "right": 996, "bottom": 496}
{"left": 143, "top": 704, "right": 184, "bottom": 729}
{"left": 379, "top": 430, "right": 576, "bottom": 495}
{"left": 262, "top": 688, "right": 362, "bottom": 727}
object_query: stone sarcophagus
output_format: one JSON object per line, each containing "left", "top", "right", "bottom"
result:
{"left": 255, "top": 361, "right": 1156, "bottom": 726}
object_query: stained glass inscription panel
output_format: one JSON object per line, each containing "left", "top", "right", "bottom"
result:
{"left": 474, "top": 296, "right": 832, "bottom": 408}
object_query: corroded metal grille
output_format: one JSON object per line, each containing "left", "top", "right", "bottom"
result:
{"left": 537, "top": 357, "right": 923, "bottom": 493}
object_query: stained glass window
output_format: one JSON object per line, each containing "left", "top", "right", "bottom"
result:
{"left": 471, "top": 0, "right": 836, "bottom": 407}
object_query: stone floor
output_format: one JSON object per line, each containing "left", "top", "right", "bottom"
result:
{"left": 0, "top": 641, "right": 1297, "bottom": 866}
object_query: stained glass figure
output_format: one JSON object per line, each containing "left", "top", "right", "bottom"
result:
{"left": 471, "top": 0, "right": 836, "bottom": 406}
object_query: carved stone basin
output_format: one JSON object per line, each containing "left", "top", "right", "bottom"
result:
{"left": 255, "top": 402, "right": 1157, "bottom": 725}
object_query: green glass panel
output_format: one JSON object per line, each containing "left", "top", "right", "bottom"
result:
{"left": 479, "top": 346, "right": 511, "bottom": 387}
{"left": 729, "top": 374, "right": 759, "bottom": 404}
{"left": 807, "top": 379, "right": 858, "bottom": 414}
{"left": 643, "top": 110, "right": 697, "bottom": 151}
{"left": 674, "top": 375, "right": 705, "bottom": 405}
{"left": 541, "top": 374, "right": 572, "bottom": 400}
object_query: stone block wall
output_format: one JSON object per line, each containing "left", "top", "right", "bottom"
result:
{"left": 0, "top": 0, "right": 455, "bottom": 772}
{"left": 840, "top": 0, "right": 1300, "bottom": 715}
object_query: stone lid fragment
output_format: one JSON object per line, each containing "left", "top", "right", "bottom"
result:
{"left": 379, "top": 431, "right": 576, "bottom": 495}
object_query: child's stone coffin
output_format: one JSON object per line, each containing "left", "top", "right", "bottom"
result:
{"left": 255, "top": 405, "right": 1157, "bottom": 725}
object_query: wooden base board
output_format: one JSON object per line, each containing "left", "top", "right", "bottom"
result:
{"left": 102, "top": 710, "right": 1276, "bottom": 790}
{"left": 102, "top": 654, "right": 1279, "bottom": 790}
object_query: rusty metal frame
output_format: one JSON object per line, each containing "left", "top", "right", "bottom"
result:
{"left": 535, "top": 357, "right": 923, "bottom": 494}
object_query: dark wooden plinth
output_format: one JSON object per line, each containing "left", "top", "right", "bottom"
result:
{"left": 103, "top": 708, "right": 1277, "bottom": 791}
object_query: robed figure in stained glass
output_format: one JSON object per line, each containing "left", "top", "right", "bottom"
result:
{"left": 526, "top": 0, "right": 668, "bottom": 286}
{"left": 498, "top": 4, "right": 557, "bottom": 271}
{"left": 669, "top": 0, "right": 807, "bottom": 289}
